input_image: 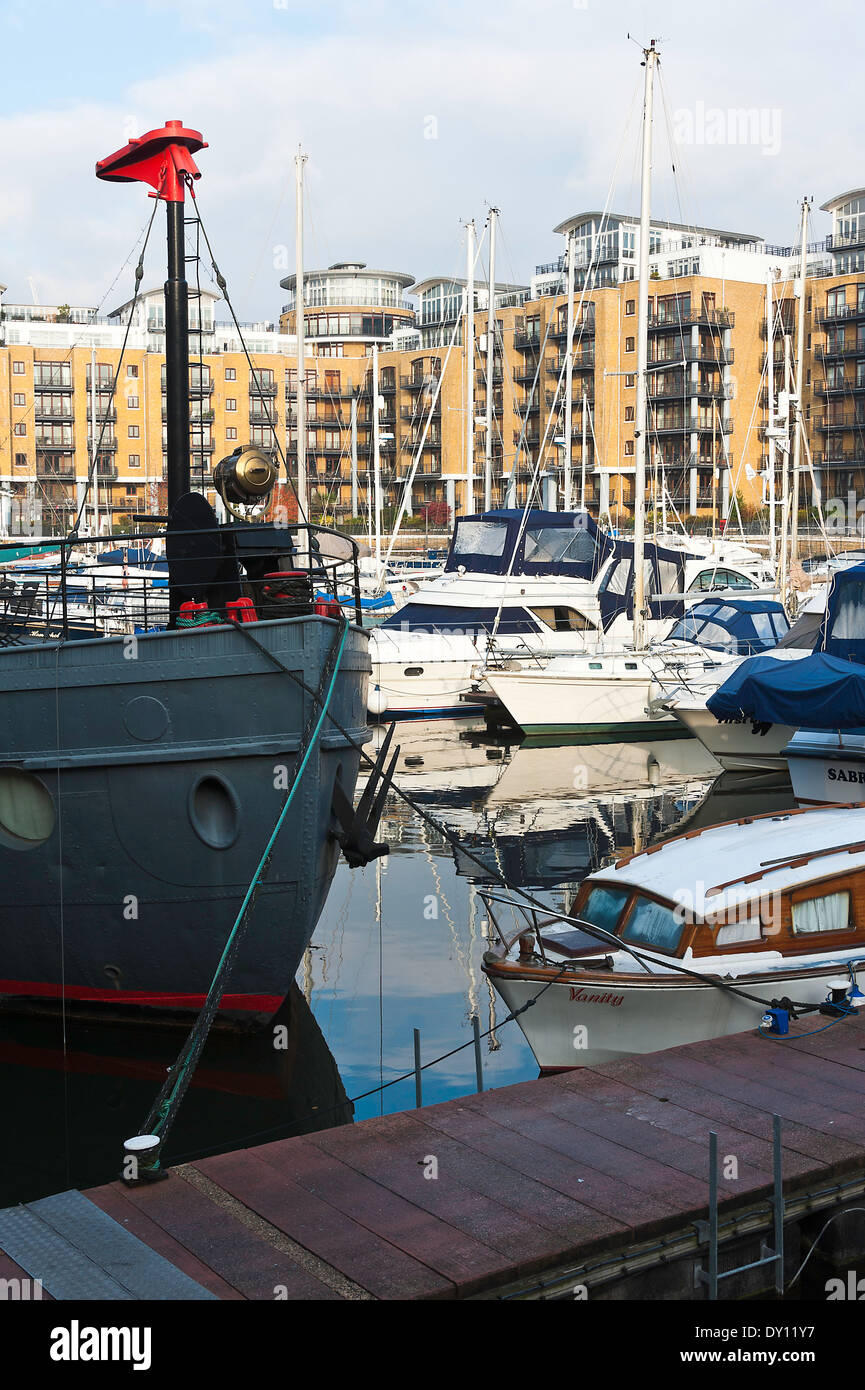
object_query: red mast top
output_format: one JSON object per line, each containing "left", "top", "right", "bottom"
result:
{"left": 95, "top": 120, "right": 206, "bottom": 202}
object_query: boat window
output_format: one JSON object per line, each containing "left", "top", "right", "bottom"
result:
{"left": 451, "top": 521, "right": 509, "bottom": 559}
{"left": 715, "top": 917, "right": 762, "bottom": 947}
{"left": 580, "top": 884, "right": 630, "bottom": 934}
{"left": 0, "top": 768, "right": 55, "bottom": 849}
{"left": 625, "top": 662, "right": 638, "bottom": 670}
{"left": 530, "top": 605, "right": 594, "bottom": 632}
{"left": 689, "top": 567, "right": 756, "bottom": 592}
{"left": 381, "top": 603, "right": 540, "bottom": 635}
{"left": 829, "top": 580, "right": 865, "bottom": 641}
{"left": 602, "top": 558, "right": 631, "bottom": 597}
{"left": 657, "top": 558, "right": 680, "bottom": 594}
{"left": 791, "top": 891, "right": 851, "bottom": 935}
{"left": 621, "top": 895, "right": 685, "bottom": 954}
{"left": 403, "top": 666, "right": 424, "bottom": 676}
{"left": 523, "top": 527, "right": 597, "bottom": 567}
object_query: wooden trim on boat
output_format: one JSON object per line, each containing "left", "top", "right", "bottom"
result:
{"left": 611, "top": 802, "right": 865, "bottom": 871}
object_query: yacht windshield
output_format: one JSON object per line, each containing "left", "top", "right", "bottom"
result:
{"left": 451, "top": 521, "right": 509, "bottom": 560}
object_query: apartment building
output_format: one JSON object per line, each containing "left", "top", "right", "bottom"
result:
{"left": 3, "top": 189, "right": 865, "bottom": 535}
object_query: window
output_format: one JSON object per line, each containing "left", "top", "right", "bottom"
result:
{"left": 226, "top": 427, "right": 238, "bottom": 440}
{"left": 126, "top": 364, "right": 138, "bottom": 378}
{"left": 128, "top": 454, "right": 140, "bottom": 467}
{"left": 581, "top": 885, "right": 630, "bottom": 933}
{"left": 127, "top": 395, "right": 139, "bottom": 409}
{"left": 622, "top": 895, "right": 684, "bottom": 953}
{"left": 13, "top": 393, "right": 25, "bottom": 406}
{"left": 624, "top": 440, "right": 634, "bottom": 456}
{"left": 625, "top": 299, "right": 635, "bottom": 316}
{"left": 14, "top": 423, "right": 26, "bottom": 436}
{"left": 128, "top": 425, "right": 140, "bottom": 438}
{"left": 12, "top": 361, "right": 25, "bottom": 375}
{"left": 625, "top": 336, "right": 635, "bottom": 352}
{"left": 225, "top": 367, "right": 236, "bottom": 381}
{"left": 530, "top": 606, "right": 595, "bottom": 632}
{"left": 625, "top": 373, "right": 635, "bottom": 388}
{"left": 14, "top": 453, "right": 26, "bottom": 468}
{"left": 792, "top": 891, "right": 851, "bottom": 935}
{"left": 226, "top": 398, "right": 237, "bottom": 412}
{"left": 625, "top": 405, "right": 634, "bottom": 421}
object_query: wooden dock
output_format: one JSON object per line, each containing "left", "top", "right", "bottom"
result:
{"left": 5, "top": 1012, "right": 865, "bottom": 1300}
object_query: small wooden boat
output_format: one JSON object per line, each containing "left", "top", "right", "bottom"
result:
{"left": 482, "top": 804, "right": 865, "bottom": 1071}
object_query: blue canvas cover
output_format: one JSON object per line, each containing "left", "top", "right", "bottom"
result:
{"left": 444, "top": 510, "right": 615, "bottom": 578}
{"left": 666, "top": 598, "right": 789, "bottom": 655}
{"left": 707, "top": 651, "right": 865, "bottom": 729}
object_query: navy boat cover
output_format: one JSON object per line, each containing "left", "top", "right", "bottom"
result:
{"left": 707, "top": 651, "right": 865, "bottom": 730}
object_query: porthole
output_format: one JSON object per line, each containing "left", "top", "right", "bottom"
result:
{"left": 188, "top": 774, "right": 240, "bottom": 850}
{"left": 403, "top": 666, "right": 424, "bottom": 676}
{"left": 0, "top": 768, "right": 55, "bottom": 850}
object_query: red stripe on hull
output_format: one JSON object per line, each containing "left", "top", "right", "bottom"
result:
{"left": 0, "top": 979, "right": 283, "bottom": 1013}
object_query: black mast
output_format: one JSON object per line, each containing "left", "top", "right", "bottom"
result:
{"left": 165, "top": 199, "right": 191, "bottom": 508}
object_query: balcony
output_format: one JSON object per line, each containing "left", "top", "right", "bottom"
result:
{"left": 545, "top": 388, "right": 595, "bottom": 408}
{"left": 648, "top": 308, "right": 733, "bottom": 331}
{"left": 813, "top": 450, "right": 865, "bottom": 469}
{"left": 648, "top": 415, "right": 733, "bottom": 436}
{"left": 647, "top": 378, "right": 732, "bottom": 402}
{"left": 249, "top": 407, "right": 279, "bottom": 423}
{"left": 34, "top": 375, "right": 72, "bottom": 392}
{"left": 826, "top": 232, "right": 865, "bottom": 251}
{"left": 547, "top": 350, "right": 595, "bottom": 373}
{"left": 813, "top": 379, "right": 865, "bottom": 397}
{"left": 550, "top": 319, "right": 596, "bottom": 342}
{"left": 819, "top": 341, "right": 865, "bottom": 360}
{"left": 35, "top": 436, "right": 74, "bottom": 451}
{"left": 650, "top": 343, "right": 734, "bottom": 366}
{"left": 816, "top": 303, "right": 865, "bottom": 325}
{"left": 87, "top": 408, "right": 117, "bottom": 423}
{"left": 85, "top": 375, "right": 115, "bottom": 392}
{"left": 514, "top": 365, "right": 541, "bottom": 387}
{"left": 401, "top": 374, "right": 442, "bottom": 393}
{"left": 35, "top": 408, "right": 74, "bottom": 422}
{"left": 36, "top": 460, "right": 75, "bottom": 480}
{"left": 249, "top": 381, "right": 278, "bottom": 397}
{"left": 88, "top": 436, "right": 118, "bottom": 452}
{"left": 813, "top": 413, "right": 865, "bottom": 432}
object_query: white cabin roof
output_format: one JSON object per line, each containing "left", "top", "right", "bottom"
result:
{"left": 595, "top": 805, "right": 865, "bottom": 917}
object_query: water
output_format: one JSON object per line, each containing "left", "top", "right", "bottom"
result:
{"left": 0, "top": 720, "right": 796, "bottom": 1206}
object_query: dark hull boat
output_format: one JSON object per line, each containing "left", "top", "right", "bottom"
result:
{"left": 0, "top": 121, "right": 378, "bottom": 1024}
{"left": 0, "top": 616, "right": 369, "bottom": 1017}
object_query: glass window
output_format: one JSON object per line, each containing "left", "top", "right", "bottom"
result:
{"left": 622, "top": 895, "right": 685, "bottom": 953}
{"left": 602, "top": 558, "right": 631, "bottom": 597}
{"left": 452, "top": 520, "right": 509, "bottom": 558}
{"left": 581, "top": 885, "right": 630, "bottom": 933}
{"left": 523, "top": 527, "right": 597, "bottom": 566}
{"left": 792, "top": 892, "right": 850, "bottom": 935}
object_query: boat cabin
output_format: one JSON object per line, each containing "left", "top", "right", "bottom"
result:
{"left": 561, "top": 805, "right": 865, "bottom": 966}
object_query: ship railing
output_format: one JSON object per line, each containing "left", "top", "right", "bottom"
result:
{"left": 479, "top": 889, "right": 582, "bottom": 968}
{"left": 0, "top": 520, "right": 364, "bottom": 643}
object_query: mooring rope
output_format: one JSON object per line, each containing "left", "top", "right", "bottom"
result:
{"left": 136, "top": 617, "right": 350, "bottom": 1164}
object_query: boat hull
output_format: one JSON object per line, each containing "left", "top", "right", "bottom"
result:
{"left": 486, "top": 960, "right": 865, "bottom": 1071}
{"left": 0, "top": 616, "right": 370, "bottom": 1020}
{"left": 786, "top": 731, "right": 865, "bottom": 805}
{"left": 672, "top": 705, "right": 795, "bottom": 771}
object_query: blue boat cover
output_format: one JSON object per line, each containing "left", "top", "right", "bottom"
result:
{"left": 666, "top": 598, "right": 789, "bottom": 655}
{"left": 707, "top": 651, "right": 865, "bottom": 729}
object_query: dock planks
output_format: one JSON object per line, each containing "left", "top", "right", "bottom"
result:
{"left": 5, "top": 1012, "right": 865, "bottom": 1299}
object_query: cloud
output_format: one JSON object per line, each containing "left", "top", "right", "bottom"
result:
{"left": 0, "top": 2, "right": 862, "bottom": 318}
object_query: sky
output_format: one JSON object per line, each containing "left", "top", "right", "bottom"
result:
{"left": 0, "top": 0, "right": 860, "bottom": 321}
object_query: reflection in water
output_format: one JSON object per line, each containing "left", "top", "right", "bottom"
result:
{"left": 0, "top": 721, "right": 797, "bottom": 1203}
{"left": 0, "top": 985, "right": 352, "bottom": 1207}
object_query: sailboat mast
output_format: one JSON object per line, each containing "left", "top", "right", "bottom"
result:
{"left": 465, "top": 219, "right": 476, "bottom": 514}
{"left": 791, "top": 196, "right": 811, "bottom": 568}
{"left": 766, "top": 272, "right": 776, "bottom": 565}
{"left": 373, "top": 342, "right": 382, "bottom": 565}
{"left": 295, "top": 149, "right": 309, "bottom": 522}
{"left": 633, "top": 39, "right": 659, "bottom": 651}
{"left": 564, "top": 230, "right": 576, "bottom": 511}
{"left": 484, "top": 207, "right": 498, "bottom": 512}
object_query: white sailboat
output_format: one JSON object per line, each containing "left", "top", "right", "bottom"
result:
{"left": 479, "top": 41, "right": 775, "bottom": 740}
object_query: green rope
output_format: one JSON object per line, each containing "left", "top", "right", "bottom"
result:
{"left": 140, "top": 617, "right": 350, "bottom": 1153}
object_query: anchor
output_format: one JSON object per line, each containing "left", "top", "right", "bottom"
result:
{"left": 331, "top": 723, "right": 399, "bottom": 868}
